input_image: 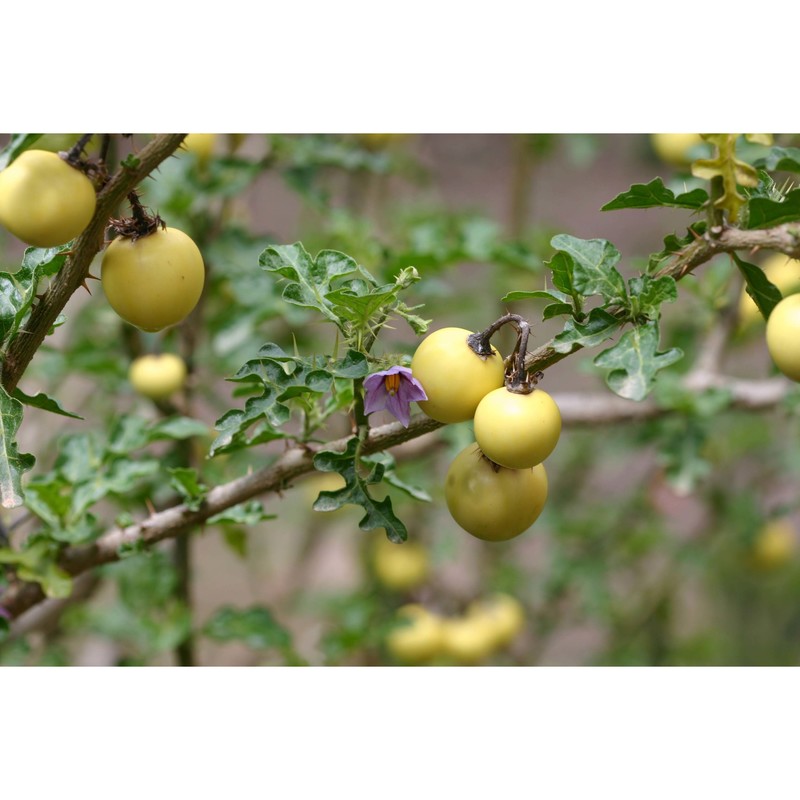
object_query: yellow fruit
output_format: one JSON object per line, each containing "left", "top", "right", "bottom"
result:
{"left": 467, "top": 593, "right": 525, "bottom": 648}
{"left": 440, "top": 614, "right": 498, "bottom": 664}
{"left": 0, "top": 149, "right": 96, "bottom": 247}
{"left": 738, "top": 253, "right": 800, "bottom": 328}
{"left": 385, "top": 604, "right": 443, "bottom": 664}
{"left": 128, "top": 353, "right": 187, "bottom": 399}
{"left": 766, "top": 294, "right": 800, "bottom": 381}
{"left": 184, "top": 133, "right": 216, "bottom": 166}
{"left": 372, "top": 536, "right": 430, "bottom": 591}
{"left": 749, "top": 519, "right": 796, "bottom": 571}
{"left": 650, "top": 133, "right": 704, "bottom": 166}
{"left": 101, "top": 226, "right": 205, "bottom": 332}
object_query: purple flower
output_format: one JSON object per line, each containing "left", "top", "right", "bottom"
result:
{"left": 363, "top": 365, "right": 427, "bottom": 428}
{"left": 0, "top": 606, "right": 10, "bottom": 621}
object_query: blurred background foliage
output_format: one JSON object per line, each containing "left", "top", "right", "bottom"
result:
{"left": 3, "top": 132, "right": 800, "bottom": 666}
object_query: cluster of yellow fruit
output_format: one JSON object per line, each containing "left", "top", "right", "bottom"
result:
{"left": 385, "top": 594, "right": 525, "bottom": 665}
{"left": 410, "top": 326, "right": 561, "bottom": 542}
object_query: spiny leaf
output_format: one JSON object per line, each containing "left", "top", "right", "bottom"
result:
{"left": 313, "top": 437, "right": 408, "bottom": 542}
{"left": 594, "top": 320, "right": 683, "bottom": 401}
{"left": 601, "top": 178, "right": 708, "bottom": 211}
{"left": 551, "top": 234, "right": 627, "bottom": 303}
{"left": 551, "top": 308, "right": 623, "bottom": 354}
{"left": 628, "top": 275, "right": 678, "bottom": 319}
{"left": 744, "top": 188, "right": 800, "bottom": 229}
{"left": 0, "top": 386, "right": 35, "bottom": 509}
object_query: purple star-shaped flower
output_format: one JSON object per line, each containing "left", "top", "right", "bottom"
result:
{"left": 363, "top": 365, "right": 427, "bottom": 428}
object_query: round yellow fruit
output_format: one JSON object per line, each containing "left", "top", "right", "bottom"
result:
{"left": 128, "top": 354, "right": 187, "bottom": 400}
{"left": 411, "top": 327, "right": 505, "bottom": 424}
{"left": 184, "top": 133, "right": 216, "bottom": 166}
{"left": 749, "top": 519, "right": 796, "bottom": 571}
{"left": 101, "top": 226, "right": 205, "bottom": 332}
{"left": 372, "top": 536, "right": 430, "bottom": 591}
{"left": 0, "top": 149, "right": 96, "bottom": 247}
{"left": 385, "top": 604, "right": 443, "bottom": 664}
{"left": 766, "top": 294, "right": 800, "bottom": 381}
{"left": 445, "top": 444, "right": 548, "bottom": 542}
{"left": 440, "top": 614, "right": 498, "bottom": 664}
{"left": 473, "top": 387, "right": 562, "bottom": 469}
{"left": 650, "top": 133, "right": 704, "bottom": 166}
{"left": 738, "top": 254, "right": 800, "bottom": 328}
{"left": 467, "top": 593, "right": 525, "bottom": 648}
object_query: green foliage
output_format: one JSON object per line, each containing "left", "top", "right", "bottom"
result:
{"left": 733, "top": 253, "right": 783, "bottom": 320}
{"left": 602, "top": 177, "right": 708, "bottom": 211}
{"left": 0, "top": 386, "right": 34, "bottom": 509}
{"left": 203, "top": 606, "right": 292, "bottom": 652}
{"left": 312, "top": 438, "right": 408, "bottom": 543}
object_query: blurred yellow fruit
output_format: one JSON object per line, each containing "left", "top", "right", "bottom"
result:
{"left": 128, "top": 354, "right": 187, "bottom": 400}
{"left": 385, "top": 604, "right": 443, "bottom": 664}
{"left": 372, "top": 536, "right": 430, "bottom": 591}
{"left": 738, "top": 253, "right": 800, "bottom": 328}
{"left": 184, "top": 133, "right": 216, "bottom": 166}
{"left": 440, "top": 614, "right": 498, "bottom": 665}
{"left": 749, "top": 519, "right": 796, "bottom": 571}
{"left": 650, "top": 133, "right": 704, "bottom": 166}
{"left": 467, "top": 593, "right": 525, "bottom": 648}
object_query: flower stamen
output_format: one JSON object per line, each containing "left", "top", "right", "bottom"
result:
{"left": 384, "top": 372, "right": 401, "bottom": 396}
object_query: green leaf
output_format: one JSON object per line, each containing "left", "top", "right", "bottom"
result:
{"left": 753, "top": 146, "right": 800, "bottom": 173}
{"left": 0, "top": 246, "right": 69, "bottom": 346}
{"left": 0, "top": 385, "right": 35, "bottom": 509}
{"left": 594, "top": 320, "right": 683, "bottom": 401}
{"left": 325, "top": 283, "right": 399, "bottom": 326}
{"left": 647, "top": 223, "right": 706, "bottom": 274}
{"left": 0, "top": 540, "right": 72, "bottom": 599}
{"left": 744, "top": 189, "right": 800, "bottom": 229}
{"left": 0, "top": 134, "right": 41, "bottom": 170}
{"left": 313, "top": 437, "right": 408, "bottom": 542}
{"left": 501, "top": 288, "right": 571, "bottom": 304}
{"left": 547, "top": 251, "right": 578, "bottom": 297}
{"left": 12, "top": 388, "right": 83, "bottom": 419}
{"left": 602, "top": 178, "right": 708, "bottom": 211}
{"left": 732, "top": 252, "right": 782, "bottom": 320}
{"left": 259, "top": 243, "right": 364, "bottom": 324}
{"left": 551, "top": 308, "right": 624, "bottom": 354}
{"left": 168, "top": 468, "right": 208, "bottom": 512}
{"left": 204, "top": 606, "right": 291, "bottom": 650}
{"left": 551, "top": 234, "right": 627, "bottom": 303}
{"left": 331, "top": 350, "right": 370, "bottom": 379}
{"left": 628, "top": 274, "right": 678, "bottom": 319}
{"left": 148, "top": 417, "right": 209, "bottom": 442}
{"left": 542, "top": 302, "right": 574, "bottom": 320}
{"left": 221, "top": 528, "right": 248, "bottom": 559}
{"left": 208, "top": 500, "right": 274, "bottom": 526}
{"left": 361, "top": 452, "right": 432, "bottom": 502}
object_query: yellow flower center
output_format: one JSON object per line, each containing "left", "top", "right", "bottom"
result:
{"left": 384, "top": 373, "right": 401, "bottom": 396}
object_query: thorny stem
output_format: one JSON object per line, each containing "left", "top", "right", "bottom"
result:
{"left": 63, "top": 134, "right": 94, "bottom": 168}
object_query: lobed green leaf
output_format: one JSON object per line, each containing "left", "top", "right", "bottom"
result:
{"left": 601, "top": 178, "right": 708, "bottom": 211}
{"left": 594, "top": 320, "right": 683, "bottom": 401}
